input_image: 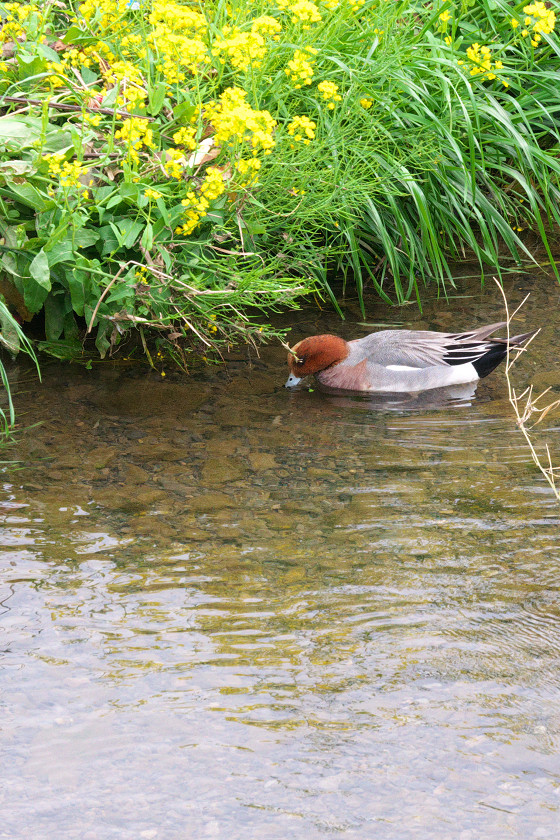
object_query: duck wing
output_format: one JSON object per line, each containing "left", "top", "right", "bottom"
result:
{"left": 354, "top": 322, "right": 511, "bottom": 369}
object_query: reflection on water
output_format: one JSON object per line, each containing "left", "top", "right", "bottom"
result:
{"left": 1, "top": 274, "right": 560, "bottom": 839}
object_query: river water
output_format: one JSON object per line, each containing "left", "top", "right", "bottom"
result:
{"left": 1, "top": 272, "right": 559, "bottom": 839}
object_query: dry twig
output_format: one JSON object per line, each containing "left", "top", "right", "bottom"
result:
{"left": 495, "top": 278, "right": 560, "bottom": 500}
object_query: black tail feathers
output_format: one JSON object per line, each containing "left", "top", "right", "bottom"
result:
{"left": 472, "top": 329, "right": 539, "bottom": 379}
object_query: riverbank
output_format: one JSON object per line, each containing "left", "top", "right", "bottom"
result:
{"left": 0, "top": 0, "right": 559, "bottom": 376}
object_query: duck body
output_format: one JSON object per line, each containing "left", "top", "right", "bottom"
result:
{"left": 285, "top": 322, "right": 538, "bottom": 393}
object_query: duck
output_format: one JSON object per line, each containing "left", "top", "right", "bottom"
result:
{"left": 285, "top": 322, "right": 538, "bottom": 393}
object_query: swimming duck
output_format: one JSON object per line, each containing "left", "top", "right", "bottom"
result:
{"left": 285, "top": 322, "right": 537, "bottom": 393}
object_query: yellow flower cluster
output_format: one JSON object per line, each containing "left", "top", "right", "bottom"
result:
{"left": 460, "top": 43, "right": 505, "bottom": 84}
{"left": 251, "top": 16, "right": 282, "bottom": 39}
{"left": 287, "top": 115, "right": 316, "bottom": 144}
{"left": 82, "top": 40, "right": 115, "bottom": 68}
{"left": 360, "top": 97, "right": 374, "bottom": 109}
{"left": 205, "top": 87, "right": 276, "bottom": 155}
{"left": 45, "top": 61, "right": 67, "bottom": 89}
{"left": 121, "top": 33, "right": 145, "bottom": 60}
{"left": 317, "top": 80, "right": 342, "bottom": 109}
{"left": 163, "top": 148, "right": 186, "bottom": 179}
{"left": 43, "top": 153, "right": 89, "bottom": 192}
{"left": 84, "top": 113, "right": 102, "bottom": 127}
{"left": 147, "top": 30, "right": 208, "bottom": 84}
{"left": 349, "top": 0, "right": 365, "bottom": 10}
{"left": 146, "top": 1, "right": 208, "bottom": 83}
{"left": 236, "top": 157, "right": 262, "bottom": 187}
{"left": 148, "top": 1, "right": 207, "bottom": 35}
{"left": 135, "top": 265, "right": 149, "bottom": 284}
{"left": 177, "top": 167, "right": 226, "bottom": 236}
{"left": 0, "top": 2, "right": 45, "bottom": 43}
{"left": 285, "top": 48, "right": 318, "bottom": 88}
{"left": 277, "top": 0, "right": 322, "bottom": 28}
{"left": 114, "top": 117, "right": 155, "bottom": 165}
{"left": 173, "top": 127, "right": 197, "bottom": 151}
{"left": 512, "top": 2, "right": 556, "bottom": 47}
{"left": 144, "top": 188, "right": 162, "bottom": 201}
{"left": 78, "top": 0, "right": 131, "bottom": 33}
{"left": 214, "top": 26, "right": 267, "bottom": 71}
{"left": 102, "top": 59, "right": 147, "bottom": 112}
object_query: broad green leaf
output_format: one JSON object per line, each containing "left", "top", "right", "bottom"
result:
{"left": 0, "top": 161, "right": 33, "bottom": 182}
{"left": 0, "top": 305, "right": 20, "bottom": 354}
{"left": 74, "top": 228, "right": 100, "bottom": 249}
{"left": 44, "top": 292, "right": 67, "bottom": 341}
{"left": 149, "top": 83, "right": 167, "bottom": 116}
{"left": 5, "top": 182, "right": 48, "bottom": 211}
{"left": 46, "top": 239, "right": 74, "bottom": 267}
{"left": 140, "top": 222, "right": 153, "bottom": 251}
{"left": 30, "top": 250, "right": 51, "bottom": 290}
{"left": 62, "top": 25, "right": 99, "bottom": 46}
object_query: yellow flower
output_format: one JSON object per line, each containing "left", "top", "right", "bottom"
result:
{"left": 251, "top": 15, "right": 282, "bottom": 40}
{"left": 163, "top": 148, "right": 186, "bottom": 179}
{"left": 463, "top": 42, "right": 505, "bottom": 83}
{"left": 84, "top": 113, "right": 102, "bottom": 127}
{"left": 214, "top": 26, "right": 267, "bottom": 71}
{"left": 173, "top": 127, "right": 197, "bottom": 151}
{"left": 177, "top": 167, "right": 226, "bottom": 236}
{"left": 43, "top": 152, "right": 89, "bottom": 189}
{"left": 360, "top": 97, "right": 373, "bottom": 109}
{"left": 439, "top": 10, "right": 451, "bottom": 23}
{"left": 515, "top": 2, "right": 556, "bottom": 45}
{"left": 144, "top": 188, "right": 162, "bottom": 200}
{"left": 285, "top": 48, "right": 317, "bottom": 88}
{"left": 236, "top": 157, "right": 261, "bottom": 186}
{"left": 204, "top": 87, "right": 276, "bottom": 155}
{"left": 287, "top": 115, "right": 316, "bottom": 143}
{"left": 317, "top": 80, "right": 342, "bottom": 109}
{"left": 277, "top": 0, "right": 321, "bottom": 28}
{"left": 114, "top": 118, "right": 155, "bottom": 165}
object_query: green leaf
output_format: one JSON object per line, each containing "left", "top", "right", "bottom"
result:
{"left": 110, "top": 219, "right": 144, "bottom": 249}
{"left": 97, "top": 225, "right": 120, "bottom": 255}
{"left": 46, "top": 238, "right": 74, "bottom": 267}
{"left": 19, "top": 276, "right": 49, "bottom": 314}
{"left": 37, "top": 43, "right": 60, "bottom": 62}
{"left": 0, "top": 304, "right": 20, "bottom": 354}
{"left": 62, "top": 25, "right": 99, "bottom": 46}
{"left": 119, "top": 182, "right": 140, "bottom": 202}
{"left": 5, "top": 182, "right": 48, "bottom": 211}
{"left": 44, "top": 292, "right": 67, "bottom": 341}
{"left": 30, "top": 250, "right": 51, "bottom": 290}
{"left": 0, "top": 117, "right": 35, "bottom": 144}
{"left": 0, "top": 160, "right": 33, "bottom": 183}
{"left": 74, "top": 228, "right": 100, "bottom": 249}
{"left": 140, "top": 222, "right": 153, "bottom": 251}
{"left": 95, "top": 320, "right": 112, "bottom": 358}
{"left": 155, "top": 197, "right": 169, "bottom": 225}
{"left": 81, "top": 67, "right": 98, "bottom": 85}
{"left": 173, "top": 101, "right": 196, "bottom": 122}
{"left": 17, "top": 54, "right": 47, "bottom": 83}
{"left": 149, "top": 83, "right": 167, "bottom": 116}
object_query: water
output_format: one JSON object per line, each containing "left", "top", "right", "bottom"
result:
{"left": 1, "top": 273, "right": 560, "bottom": 839}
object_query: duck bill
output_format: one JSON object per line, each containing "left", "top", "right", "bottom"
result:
{"left": 285, "top": 373, "right": 302, "bottom": 388}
